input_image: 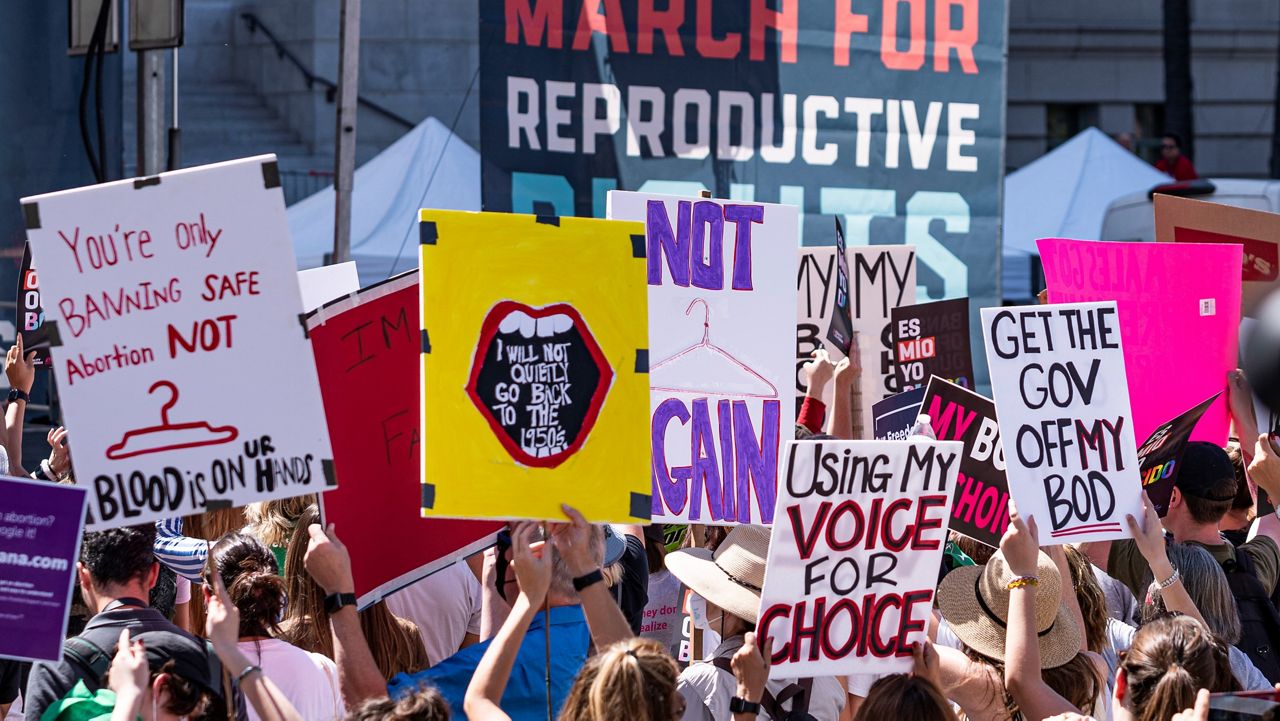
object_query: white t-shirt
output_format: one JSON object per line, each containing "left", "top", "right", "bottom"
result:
{"left": 641, "top": 569, "right": 684, "bottom": 660}
{"left": 1229, "top": 645, "right": 1273, "bottom": 691}
{"left": 237, "top": 638, "right": 342, "bottom": 721}
{"left": 384, "top": 561, "right": 482, "bottom": 666}
{"left": 678, "top": 636, "right": 846, "bottom": 721}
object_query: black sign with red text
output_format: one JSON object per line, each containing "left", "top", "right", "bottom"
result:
{"left": 921, "top": 376, "right": 1008, "bottom": 546}
{"left": 893, "top": 298, "right": 972, "bottom": 390}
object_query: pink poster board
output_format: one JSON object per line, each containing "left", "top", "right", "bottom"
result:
{"left": 1038, "top": 239, "right": 1242, "bottom": 445}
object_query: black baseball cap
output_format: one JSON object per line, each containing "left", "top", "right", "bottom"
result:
{"left": 1173, "top": 442, "right": 1239, "bottom": 502}
{"left": 132, "top": 630, "right": 216, "bottom": 695}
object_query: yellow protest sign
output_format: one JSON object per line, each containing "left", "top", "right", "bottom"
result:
{"left": 419, "top": 210, "right": 651, "bottom": 522}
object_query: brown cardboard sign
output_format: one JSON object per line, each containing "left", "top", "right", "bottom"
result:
{"left": 1154, "top": 194, "right": 1280, "bottom": 316}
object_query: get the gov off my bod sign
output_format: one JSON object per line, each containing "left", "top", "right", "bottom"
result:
{"left": 608, "top": 191, "right": 796, "bottom": 525}
{"left": 981, "top": 302, "right": 1142, "bottom": 543}
{"left": 758, "top": 439, "right": 960, "bottom": 677}
{"left": 22, "top": 156, "right": 334, "bottom": 529}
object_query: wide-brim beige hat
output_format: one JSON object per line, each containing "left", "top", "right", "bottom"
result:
{"left": 936, "top": 549, "right": 1082, "bottom": 669}
{"left": 666, "top": 525, "right": 769, "bottom": 624}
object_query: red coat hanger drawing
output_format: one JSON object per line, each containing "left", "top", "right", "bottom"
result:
{"left": 106, "top": 380, "right": 239, "bottom": 460}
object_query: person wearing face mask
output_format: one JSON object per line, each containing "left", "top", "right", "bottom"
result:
{"left": 210, "top": 533, "right": 343, "bottom": 721}
{"left": 666, "top": 525, "right": 847, "bottom": 720}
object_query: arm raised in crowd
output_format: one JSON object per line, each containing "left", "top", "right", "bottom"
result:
{"left": 4, "top": 334, "right": 34, "bottom": 476}
{"left": 205, "top": 572, "right": 303, "bottom": 721}
{"left": 1125, "top": 497, "right": 1208, "bottom": 628}
{"left": 553, "top": 503, "right": 632, "bottom": 649}
{"left": 1001, "top": 504, "right": 1082, "bottom": 721}
{"left": 153, "top": 517, "right": 210, "bottom": 582}
{"left": 464, "top": 522, "right": 551, "bottom": 721}
{"left": 1248, "top": 433, "right": 1280, "bottom": 544}
{"left": 304, "top": 522, "right": 387, "bottom": 707}
{"left": 107, "top": 630, "right": 148, "bottom": 721}
{"left": 826, "top": 355, "right": 858, "bottom": 441}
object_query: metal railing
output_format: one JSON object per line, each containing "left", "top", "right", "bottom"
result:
{"left": 239, "top": 12, "right": 415, "bottom": 131}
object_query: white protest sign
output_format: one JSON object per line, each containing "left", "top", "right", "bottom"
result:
{"left": 297, "top": 261, "right": 359, "bottom": 311}
{"left": 759, "top": 439, "right": 961, "bottom": 678}
{"left": 981, "top": 301, "right": 1142, "bottom": 543}
{"left": 22, "top": 155, "right": 334, "bottom": 529}
{"left": 608, "top": 190, "right": 796, "bottom": 525}
{"left": 797, "top": 246, "right": 915, "bottom": 436}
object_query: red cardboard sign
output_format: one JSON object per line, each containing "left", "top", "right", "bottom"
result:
{"left": 306, "top": 272, "right": 500, "bottom": 607}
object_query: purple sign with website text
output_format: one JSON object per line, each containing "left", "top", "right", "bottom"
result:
{"left": 0, "top": 477, "right": 87, "bottom": 662}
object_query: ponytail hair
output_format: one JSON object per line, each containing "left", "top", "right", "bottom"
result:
{"left": 211, "top": 532, "right": 286, "bottom": 638}
{"left": 559, "top": 638, "right": 679, "bottom": 721}
{"left": 1120, "top": 615, "right": 1239, "bottom": 721}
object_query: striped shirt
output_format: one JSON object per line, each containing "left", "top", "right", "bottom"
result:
{"left": 153, "top": 517, "right": 208, "bottom": 582}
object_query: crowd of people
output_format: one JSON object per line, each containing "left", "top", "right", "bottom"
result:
{"left": 2, "top": 324, "right": 1280, "bottom": 721}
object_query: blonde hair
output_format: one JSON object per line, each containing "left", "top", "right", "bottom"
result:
{"left": 278, "top": 505, "right": 428, "bottom": 678}
{"left": 243, "top": 495, "right": 315, "bottom": 548}
{"left": 1146, "top": 544, "right": 1242, "bottom": 644}
{"left": 558, "top": 638, "right": 678, "bottom": 721}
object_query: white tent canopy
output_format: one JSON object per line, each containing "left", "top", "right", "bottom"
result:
{"left": 289, "top": 117, "right": 480, "bottom": 285}
{"left": 1002, "top": 127, "right": 1169, "bottom": 300}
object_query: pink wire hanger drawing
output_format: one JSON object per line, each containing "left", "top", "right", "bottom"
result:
{"left": 106, "top": 380, "right": 240, "bottom": 460}
{"left": 649, "top": 299, "right": 779, "bottom": 398}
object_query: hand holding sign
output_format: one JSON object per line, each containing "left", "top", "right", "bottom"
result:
{"left": 732, "top": 632, "right": 771, "bottom": 704}
{"left": 6, "top": 334, "right": 36, "bottom": 395}
{"left": 999, "top": 500, "right": 1039, "bottom": 578}
{"left": 1248, "top": 433, "right": 1280, "bottom": 500}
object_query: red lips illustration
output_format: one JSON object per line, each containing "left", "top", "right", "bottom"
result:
{"left": 466, "top": 301, "right": 613, "bottom": 468}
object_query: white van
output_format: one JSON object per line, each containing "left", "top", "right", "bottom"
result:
{"left": 1100, "top": 178, "right": 1280, "bottom": 242}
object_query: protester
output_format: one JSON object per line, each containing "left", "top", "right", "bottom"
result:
{"left": 211, "top": 532, "right": 344, "bottom": 720}
{"left": 463, "top": 522, "right": 680, "bottom": 721}
{"left": 639, "top": 524, "right": 684, "bottom": 661}
{"left": 1144, "top": 543, "right": 1271, "bottom": 690}
{"left": 1113, "top": 615, "right": 1239, "bottom": 721}
{"left": 39, "top": 628, "right": 213, "bottom": 721}
{"left": 1084, "top": 438, "right": 1280, "bottom": 682}
{"left": 853, "top": 643, "right": 955, "bottom": 721}
{"left": 382, "top": 560, "right": 482, "bottom": 666}
{"left": 344, "top": 688, "right": 450, "bottom": 721}
{"left": 243, "top": 496, "right": 315, "bottom": 572}
{"left": 279, "top": 505, "right": 428, "bottom": 678}
{"left": 935, "top": 502, "right": 1105, "bottom": 720}
{"left": 1155, "top": 133, "right": 1199, "bottom": 181}
{"left": 382, "top": 506, "right": 624, "bottom": 719}
{"left": 603, "top": 524, "right": 649, "bottom": 635}
{"left": 665, "top": 524, "right": 847, "bottom": 720}
{"left": 23, "top": 524, "right": 209, "bottom": 721}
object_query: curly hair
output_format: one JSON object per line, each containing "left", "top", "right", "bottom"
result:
{"left": 80, "top": 524, "right": 157, "bottom": 588}
{"left": 558, "top": 638, "right": 679, "bottom": 721}
{"left": 345, "top": 686, "right": 450, "bottom": 721}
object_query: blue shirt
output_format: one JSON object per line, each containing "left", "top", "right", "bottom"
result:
{"left": 387, "top": 605, "right": 590, "bottom": 721}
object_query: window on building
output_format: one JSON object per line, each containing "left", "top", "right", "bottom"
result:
{"left": 1045, "top": 103, "right": 1100, "bottom": 149}
{"left": 1134, "top": 103, "right": 1165, "bottom": 164}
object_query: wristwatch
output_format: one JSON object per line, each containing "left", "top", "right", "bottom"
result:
{"left": 323, "top": 592, "right": 357, "bottom": 614}
{"left": 729, "top": 697, "right": 760, "bottom": 715}
{"left": 7, "top": 388, "right": 28, "bottom": 403}
{"left": 572, "top": 569, "right": 604, "bottom": 592}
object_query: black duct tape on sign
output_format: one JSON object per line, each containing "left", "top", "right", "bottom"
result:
{"left": 629, "top": 492, "right": 653, "bottom": 521}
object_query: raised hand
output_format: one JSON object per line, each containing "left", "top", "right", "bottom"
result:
{"left": 1000, "top": 500, "right": 1040, "bottom": 577}
{"left": 5, "top": 333, "right": 35, "bottom": 395}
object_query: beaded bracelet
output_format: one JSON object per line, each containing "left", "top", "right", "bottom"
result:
{"left": 1006, "top": 575, "right": 1039, "bottom": 590}
{"left": 1156, "top": 568, "right": 1181, "bottom": 590}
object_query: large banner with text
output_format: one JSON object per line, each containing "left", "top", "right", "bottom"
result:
{"left": 609, "top": 191, "right": 795, "bottom": 525}
{"left": 22, "top": 156, "right": 334, "bottom": 529}
{"left": 478, "top": 0, "right": 1009, "bottom": 384}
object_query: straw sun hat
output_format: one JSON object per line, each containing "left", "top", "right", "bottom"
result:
{"left": 936, "top": 549, "right": 1083, "bottom": 669}
{"left": 665, "top": 524, "right": 770, "bottom": 624}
